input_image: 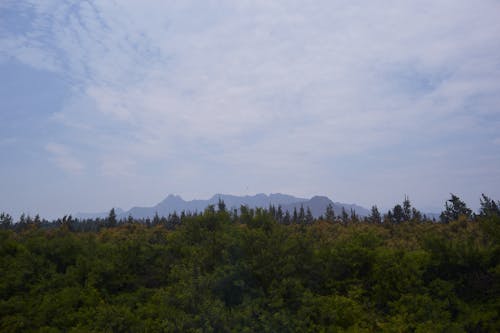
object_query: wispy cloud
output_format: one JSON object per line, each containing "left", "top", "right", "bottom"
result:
{"left": 1, "top": 0, "right": 500, "bottom": 215}
{"left": 45, "top": 142, "right": 84, "bottom": 175}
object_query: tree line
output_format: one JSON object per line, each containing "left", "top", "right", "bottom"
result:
{"left": 0, "top": 194, "right": 499, "bottom": 332}
{"left": 1, "top": 193, "right": 498, "bottom": 231}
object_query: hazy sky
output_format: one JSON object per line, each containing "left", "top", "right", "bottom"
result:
{"left": 1, "top": 1, "right": 500, "bottom": 218}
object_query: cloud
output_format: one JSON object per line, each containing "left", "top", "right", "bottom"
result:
{"left": 45, "top": 142, "right": 84, "bottom": 174}
{"left": 2, "top": 0, "right": 500, "bottom": 212}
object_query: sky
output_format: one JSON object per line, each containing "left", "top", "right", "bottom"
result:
{"left": 1, "top": 1, "right": 500, "bottom": 219}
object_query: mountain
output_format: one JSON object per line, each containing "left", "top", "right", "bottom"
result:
{"left": 123, "top": 193, "right": 307, "bottom": 219}
{"left": 75, "top": 194, "right": 371, "bottom": 220}
{"left": 281, "top": 196, "right": 370, "bottom": 218}
{"left": 113, "top": 193, "right": 369, "bottom": 219}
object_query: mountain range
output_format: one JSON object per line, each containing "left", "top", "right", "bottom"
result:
{"left": 76, "top": 193, "right": 370, "bottom": 220}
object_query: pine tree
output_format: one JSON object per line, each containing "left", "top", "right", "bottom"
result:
{"left": 276, "top": 205, "right": 283, "bottom": 223}
{"left": 0, "top": 212, "right": 13, "bottom": 229}
{"left": 402, "top": 196, "right": 412, "bottom": 221}
{"left": 153, "top": 212, "right": 161, "bottom": 225}
{"left": 440, "top": 194, "right": 472, "bottom": 223}
{"left": 392, "top": 204, "right": 404, "bottom": 224}
{"left": 479, "top": 194, "right": 500, "bottom": 217}
{"left": 341, "top": 207, "right": 349, "bottom": 224}
{"left": 107, "top": 208, "right": 117, "bottom": 228}
{"left": 268, "top": 204, "right": 276, "bottom": 219}
{"left": 350, "top": 208, "right": 359, "bottom": 223}
{"left": 305, "top": 207, "right": 314, "bottom": 224}
{"left": 385, "top": 210, "right": 393, "bottom": 224}
{"left": 217, "top": 198, "right": 227, "bottom": 212}
{"left": 299, "top": 205, "right": 305, "bottom": 224}
{"left": 325, "top": 203, "right": 335, "bottom": 222}
{"left": 283, "top": 210, "right": 291, "bottom": 225}
{"left": 169, "top": 212, "right": 180, "bottom": 226}
{"left": 369, "top": 205, "right": 381, "bottom": 224}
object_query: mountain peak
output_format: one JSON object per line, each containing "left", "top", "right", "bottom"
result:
{"left": 310, "top": 195, "right": 332, "bottom": 202}
{"left": 157, "top": 194, "right": 185, "bottom": 207}
{"left": 112, "top": 193, "right": 369, "bottom": 219}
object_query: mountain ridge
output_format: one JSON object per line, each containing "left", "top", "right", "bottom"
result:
{"left": 75, "top": 193, "right": 371, "bottom": 219}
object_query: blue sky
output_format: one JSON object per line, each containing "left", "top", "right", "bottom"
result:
{"left": 1, "top": 0, "right": 500, "bottom": 218}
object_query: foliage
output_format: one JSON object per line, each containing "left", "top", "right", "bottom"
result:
{"left": 0, "top": 196, "right": 499, "bottom": 332}
{"left": 440, "top": 194, "right": 473, "bottom": 223}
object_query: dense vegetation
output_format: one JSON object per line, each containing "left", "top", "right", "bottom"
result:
{"left": 1, "top": 195, "right": 499, "bottom": 332}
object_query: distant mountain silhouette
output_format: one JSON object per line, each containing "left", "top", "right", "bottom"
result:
{"left": 123, "top": 193, "right": 306, "bottom": 219}
{"left": 75, "top": 193, "right": 371, "bottom": 220}
{"left": 281, "top": 196, "right": 370, "bottom": 218}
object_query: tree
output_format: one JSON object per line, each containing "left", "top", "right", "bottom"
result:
{"left": 205, "top": 204, "right": 216, "bottom": 215}
{"left": 283, "top": 211, "right": 291, "bottom": 225}
{"left": 350, "top": 209, "right": 359, "bottom": 223}
{"left": 479, "top": 194, "right": 500, "bottom": 217}
{"left": 217, "top": 198, "right": 227, "bottom": 213}
{"left": 276, "top": 206, "right": 284, "bottom": 223}
{"left": 0, "top": 212, "right": 13, "bottom": 229}
{"left": 325, "top": 203, "right": 335, "bottom": 222}
{"left": 153, "top": 212, "right": 161, "bottom": 226}
{"left": 230, "top": 209, "right": 238, "bottom": 223}
{"left": 305, "top": 207, "right": 314, "bottom": 224}
{"left": 392, "top": 204, "right": 404, "bottom": 224}
{"left": 169, "top": 212, "right": 181, "bottom": 226}
{"left": 369, "top": 206, "right": 381, "bottom": 224}
{"left": 440, "top": 194, "right": 472, "bottom": 223}
{"left": 298, "top": 205, "right": 305, "bottom": 224}
{"left": 61, "top": 215, "right": 74, "bottom": 231}
{"left": 240, "top": 205, "right": 252, "bottom": 225}
{"left": 411, "top": 208, "right": 422, "bottom": 222}
{"left": 293, "top": 207, "right": 298, "bottom": 224}
{"left": 107, "top": 208, "right": 117, "bottom": 228}
{"left": 268, "top": 204, "right": 276, "bottom": 219}
{"left": 385, "top": 210, "right": 393, "bottom": 224}
{"left": 399, "top": 196, "right": 422, "bottom": 222}
{"left": 402, "top": 196, "right": 412, "bottom": 221}
{"left": 341, "top": 207, "right": 349, "bottom": 224}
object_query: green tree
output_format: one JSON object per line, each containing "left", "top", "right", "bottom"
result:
{"left": 479, "top": 194, "right": 500, "bottom": 217}
{"left": 299, "top": 205, "right": 306, "bottom": 224}
{"left": 350, "top": 208, "right": 359, "bottom": 223}
{"left": 440, "top": 194, "right": 472, "bottom": 223}
{"left": 403, "top": 196, "right": 412, "bottom": 221}
{"left": 369, "top": 205, "right": 381, "bottom": 224}
{"left": 0, "top": 212, "right": 13, "bottom": 229}
{"left": 325, "top": 203, "right": 335, "bottom": 222}
{"left": 276, "top": 205, "right": 284, "bottom": 223}
{"left": 305, "top": 207, "right": 314, "bottom": 224}
{"left": 240, "top": 205, "right": 252, "bottom": 224}
{"left": 283, "top": 211, "right": 291, "bottom": 225}
{"left": 341, "top": 207, "right": 349, "bottom": 224}
{"left": 217, "top": 198, "right": 227, "bottom": 212}
{"left": 392, "top": 204, "right": 404, "bottom": 224}
{"left": 412, "top": 207, "right": 422, "bottom": 222}
{"left": 153, "top": 212, "right": 161, "bottom": 225}
{"left": 107, "top": 208, "right": 117, "bottom": 227}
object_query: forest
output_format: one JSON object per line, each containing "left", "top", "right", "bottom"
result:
{"left": 0, "top": 194, "right": 499, "bottom": 332}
